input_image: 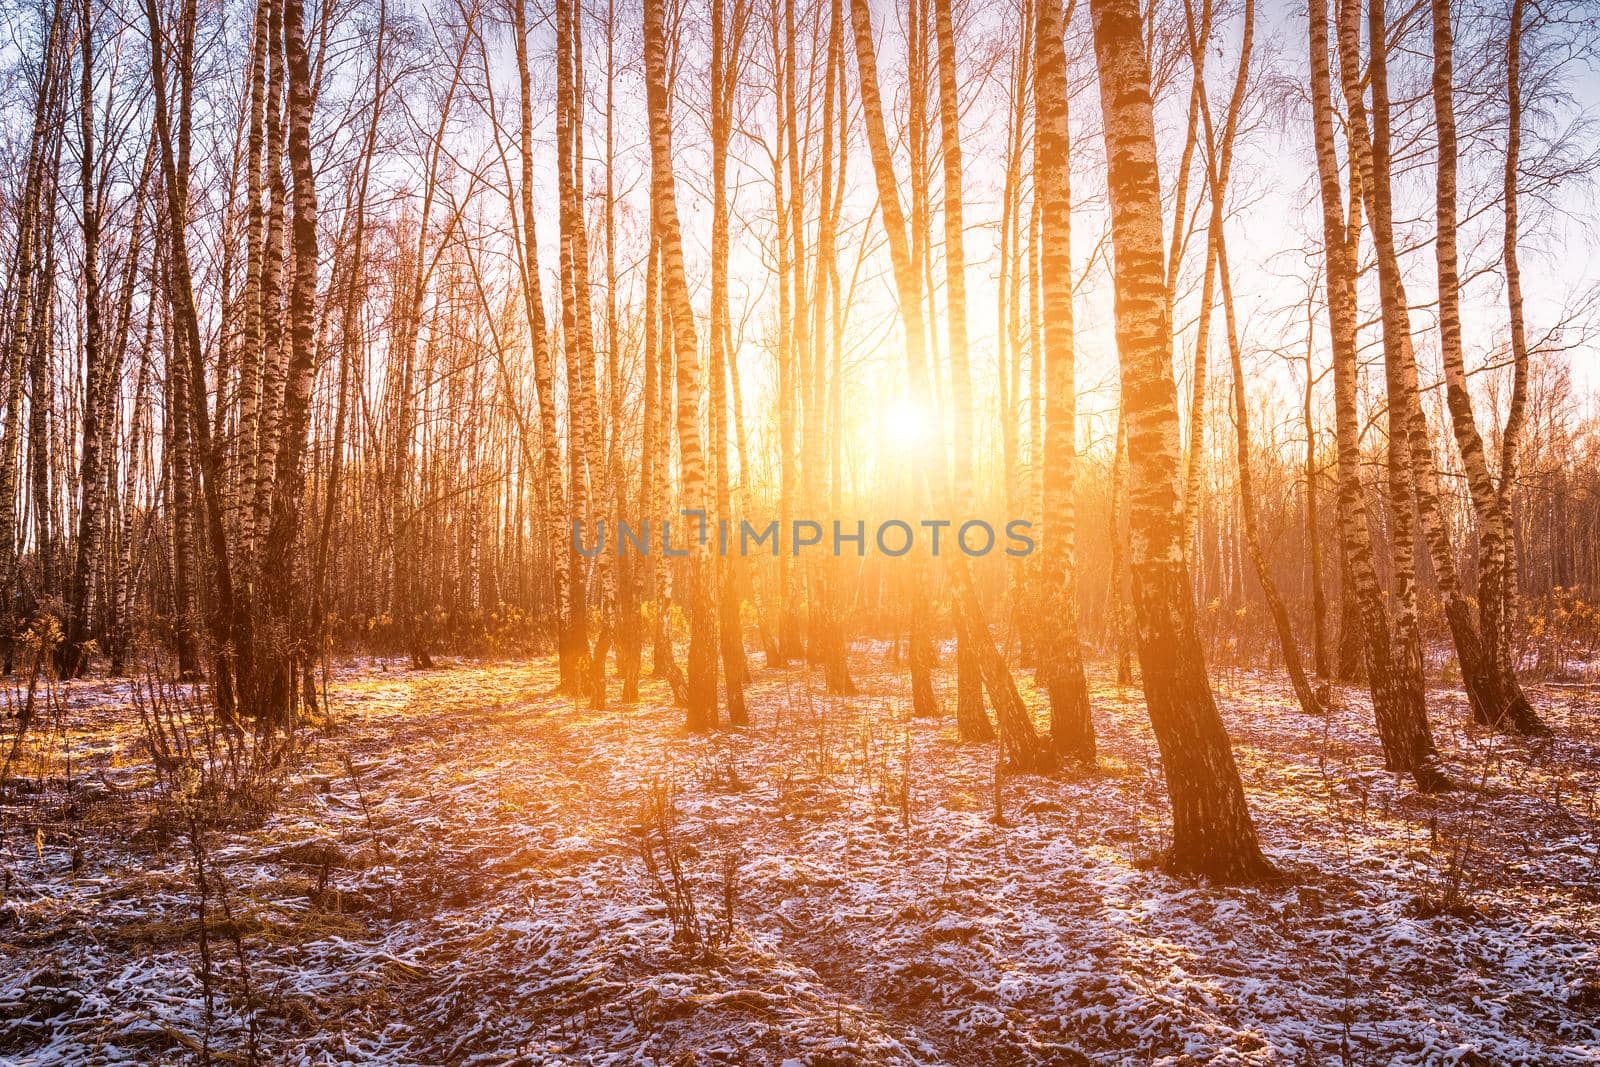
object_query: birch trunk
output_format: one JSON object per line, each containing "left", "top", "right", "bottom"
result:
{"left": 1429, "top": 0, "right": 1544, "bottom": 733}
{"left": 1357, "top": 0, "right": 1514, "bottom": 734}
{"left": 62, "top": 0, "right": 107, "bottom": 677}
{"left": 257, "top": 0, "right": 320, "bottom": 720}
{"left": 1033, "top": 0, "right": 1095, "bottom": 760}
{"left": 1090, "top": 0, "right": 1272, "bottom": 877}
{"left": 1310, "top": 0, "right": 1450, "bottom": 791}
{"left": 644, "top": 0, "right": 718, "bottom": 729}
{"left": 556, "top": 0, "right": 596, "bottom": 695}
{"left": 512, "top": 0, "right": 572, "bottom": 693}
{"left": 711, "top": 0, "right": 749, "bottom": 723}
{"left": 1497, "top": 0, "right": 1531, "bottom": 688}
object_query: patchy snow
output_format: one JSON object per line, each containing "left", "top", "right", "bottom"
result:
{"left": 3, "top": 650, "right": 1598, "bottom": 1064}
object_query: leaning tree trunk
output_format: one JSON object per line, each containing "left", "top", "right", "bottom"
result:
{"left": 1194, "top": 0, "right": 1319, "bottom": 715}
{"left": 1429, "top": 0, "right": 1544, "bottom": 734}
{"left": 1090, "top": 0, "right": 1273, "bottom": 879}
{"left": 1352, "top": 0, "right": 1513, "bottom": 734}
{"left": 852, "top": 0, "right": 1049, "bottom": 770}
{"left": 1217, "top": 237, "right": 1321, "bottom": 717}
{"left": 1310, "top": 0, "right": 1450, "bottom": 791}
{"left": 854, "top": 0, "right": 938, "bottom": 722}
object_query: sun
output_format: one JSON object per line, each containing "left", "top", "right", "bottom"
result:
{"left": 882, "top": 395, "right": 934, "bottom": 446}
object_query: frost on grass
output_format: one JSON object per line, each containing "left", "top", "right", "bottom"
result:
{"left": 2, "top": 651, "right": 1598, "bottom": 1064}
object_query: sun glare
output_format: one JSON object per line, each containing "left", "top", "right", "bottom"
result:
{"left": 883, "top": 396, "right": 933, "bottom": 446}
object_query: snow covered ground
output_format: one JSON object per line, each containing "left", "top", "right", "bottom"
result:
{"left": 3, "top": 649, "right": 1598, "bottom": 1064}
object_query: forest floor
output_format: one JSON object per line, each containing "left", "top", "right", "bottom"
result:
{"left": 2, "top": 645, "right": 1599, "bottom": 1066}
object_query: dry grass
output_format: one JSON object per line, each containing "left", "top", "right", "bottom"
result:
{"left": 2, "top": 649, "right": 1598, "bottom": 1064}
